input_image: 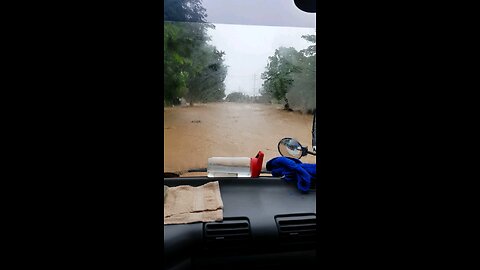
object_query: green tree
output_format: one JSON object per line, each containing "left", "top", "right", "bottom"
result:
{"left": 164, "top": 22, "right": 191, "bottom": 104}
{"left": 164, "top": 0, "right": 208, "bottom": 23}
{"left": 185, "top": 44, "right": 227, "bottom": 104}
{"left": 261, "top": 34, "right": 316, "bottom": 112}
{"left": 287, "top": 34, "right": 316, "bottom": 112}
{"left": 261, "top": 47, "right": 302, "bottom": 109}
{"left": 163, "top": 0, "right": 227, "bottom": 106}
{"left": 225, "top": 92, "right": 248, "bottom": 102}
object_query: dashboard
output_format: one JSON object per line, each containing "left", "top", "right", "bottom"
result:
{"left": 164, "top": 177, "right": 317, "bottom": 270}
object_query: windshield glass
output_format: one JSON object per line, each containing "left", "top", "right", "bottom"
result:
{"left": 164, "top": 0, "right": 316, "bottom": 175}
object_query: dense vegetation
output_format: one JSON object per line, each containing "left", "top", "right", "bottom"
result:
{"left": 225, "top": 92, "right": 248, "bottom": 102}
{"left": 225, "top": 92, "right": 263, "bottom": 103}
{"left": 164, "top": 0, "right": 227, "bottom": 106}
{"left": 261, "top": 34, "right": 316, "bottom": 113}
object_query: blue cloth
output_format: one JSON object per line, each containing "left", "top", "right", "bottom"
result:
{"left": 266, "top": 157, "right": 316, "bottom": 192}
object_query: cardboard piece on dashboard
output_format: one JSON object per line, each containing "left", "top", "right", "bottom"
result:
{"left": 164, "top": 181, "right": 224, "bottom": 225}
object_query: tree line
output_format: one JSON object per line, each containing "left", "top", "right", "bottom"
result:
{"left": 164, "top": 0, "right": 227, "bottom": 106}
{"left": 260, "top": 34, "right": 316, "bottom": 113}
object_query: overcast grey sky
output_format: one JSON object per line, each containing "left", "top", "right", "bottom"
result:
{"left": 207, "top": 23, "right": 315, "bottom": 96}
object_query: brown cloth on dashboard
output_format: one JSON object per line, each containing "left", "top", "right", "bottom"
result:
{"left": 164, "top": 181, "right": 223, "bottom": 225}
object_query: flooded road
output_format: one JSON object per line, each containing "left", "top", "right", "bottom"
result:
{"left": 164, "top": 102, "right": 316, "bottom": 174}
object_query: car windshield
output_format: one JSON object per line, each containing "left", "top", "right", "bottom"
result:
{"left": 164, "top": 0, "right": 316, "bottom": 175}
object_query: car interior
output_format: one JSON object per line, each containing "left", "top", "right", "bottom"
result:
{"left": 164, "top": 177, "right": 316, "bottom": 270}
{"left": 164, "top": 1, "right": 317, "bottom": 269}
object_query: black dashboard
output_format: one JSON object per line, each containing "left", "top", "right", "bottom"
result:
{"left": 164, "top": 177, "right": 317, "bottom": 270}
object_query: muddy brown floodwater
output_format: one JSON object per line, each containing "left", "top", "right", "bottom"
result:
{"left": 164, "top": 102, "right": 316, "bottom": 175}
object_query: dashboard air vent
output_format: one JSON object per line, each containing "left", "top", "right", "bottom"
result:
{"left": 275, "top": 214, "right": 316, "bottom": 242}
{"left": 204, "top": 217, "right": 251, "bottom": 248}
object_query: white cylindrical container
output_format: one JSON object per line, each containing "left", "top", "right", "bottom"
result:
{"left": 207, "top": 157, "right": 251, "bottom": 177}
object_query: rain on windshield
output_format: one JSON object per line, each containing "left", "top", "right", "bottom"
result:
{"left": 164, "top": 0, "right": 316, "bottom": 175}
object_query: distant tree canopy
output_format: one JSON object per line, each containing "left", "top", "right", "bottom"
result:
{"left": 225, "top": 92, "right": 266, "bottom": 103}
{"left": 164, "top": 0, "right": 207, "bottom": 23}
{"left": 225, "top": 92, "right": 248, "bottom": 102}
{"left": 164, "top": 0, "right": 227, "bottom": 106}
{"left": 261, "top": 34, "right": 316, "bottom": 112}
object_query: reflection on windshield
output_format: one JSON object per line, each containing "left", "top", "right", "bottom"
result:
{"left": 164, "top": 0, "right": 316, "bottom": 174}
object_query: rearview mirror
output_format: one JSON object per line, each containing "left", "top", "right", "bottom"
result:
{"left": 278, "top": 138, "right": 306, "bottom": 159}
